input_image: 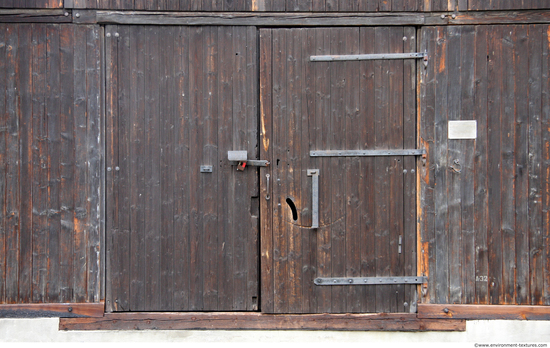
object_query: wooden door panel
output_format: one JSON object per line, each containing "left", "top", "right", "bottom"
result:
{"left": 260, "top": 27, "right": 418, "bottom": 314}
{"left": 106, "top": 25, "right": 259, "bottom": 312}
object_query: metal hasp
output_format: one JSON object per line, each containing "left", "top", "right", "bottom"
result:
{"left": 307, "top": 169, "right": 320, "bottom": 229}
{"left": 310, "top": 51, "right": 428, "bottom": 64}
{"left": 314, "top": 276, "right": 428, "bottom": 286}
{"left": 228, "top": 150, "right": 269, "bottom": 170}
{"left": 310, "top": 149, "right": 426, "bottom": 157}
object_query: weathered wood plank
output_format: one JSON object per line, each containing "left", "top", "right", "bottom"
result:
{"left": 60, "top": 312, "right": 466, "bottom": 331}
{"left": 158, "top": 26, "right": 176, "bottom": 311}
{"left": 0, "top": 302, "right": 104, "bottom": 317}
{"left": 542, "top": 24, "right": 550, "bottom": 306}
{"left": 301, "top": 28, "right": 316, "bottom": 313}
{"left": 374, "top": 26, "right": 391, "bottom": 312}
{"left": 329, "top": 28, "right": 348, "bottom": 313}
{"left": 188, "top": 25, "right": 205, "bottom": 310}
{"left": 217, "top": 25, "right": 234, "bottom": 311}
{"left": 31, "top": 24, "right": 48, "bottom": 303}
{"left": 500, "top": 25, "right": 516, "bottom": 305}
{"left": 359, "top": 26, "right": 377, "bottom": 314}
{"left": 17, "top": 24, "right": 33, "bottom": 304}
{"left": 95, "top": 11, "right": 430, "bottom": 26}
{"left": 418, "top": 25, "right": 436, "bottom": 304}
{"left": 85, "top": 24, "right": 102, "bottom": 303}
{"left": 446, "top": 25, "right": 462, "bottom": 305}
{"left": 105, "top": 24, "right": 118, "bottom": 312}
{"left": 459, "top": 25, "right": 475, "bottom": 305}
{"left": 271, "top": 28, "right": 288, "bottom": 313}
{"left": 173, "top": 26, "right": 191, "bottom": 310}
{"left": 527, "top": 24, "right": 543, "bottom": 306}
{"left": 313, "top": 28, "right": 332, "bottom": 314}
{"left": 487, "top": 25, "right": 503, "bottom": 305}
{"left": 286, "top": 27, "right": 303, "bottom": 313}
{"left": 245, "top": 25, "right": 259, "bottom": 311}
{"left": 514, "top": 25, "right": 530, "bottom": 305}
{"left": 72, "top": 24, "right": 88, "bottom": 303}
{"left": 402, "top": 26, "right": 417, "bottom": 312}
{"left": 259, "top": 28, "right": 274, "bottom": 313}
{"left": 418, "top": 304, "right": 550, "bottom": 320}
{"left": 0, "top": 10, "right": 71, "bottom": 23}
{"left": 46, "top": 24, "right": 62, "bottom": 303}
{"left": 0, "top": 23, "right": 7, "bottom": 304}
{"left": 473, "top": 24, "right": 489, "bottom": 305}
{"left": 202, "top": 25, "right": 219, "bottom": 310}
{"left": 128, "top": 24, "right": 146, "bottom": 310}
{"left": 4, "top": 24, "right": 20, "bottom": 304}
{"left": 433, "top": 26, "right": 449, "bottom": 304}
{"left": 231, "top": 26, "right": 249, "bottom": 310}
{"left": 343, "top": 27, "right": 360, "bottom": 313}
{"left": 58, "top": 23, "right": 75, "bottom": 303}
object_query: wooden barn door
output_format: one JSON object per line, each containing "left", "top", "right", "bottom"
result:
{"left": 260, "top": 27, "right": 421, "bottom": 313}
{"left": 105, "top": 26, "right": 260, "bottom": 312}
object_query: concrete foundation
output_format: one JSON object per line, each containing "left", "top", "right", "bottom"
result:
{"left": 1, "top": 318, "right": 550, "bottom": 344}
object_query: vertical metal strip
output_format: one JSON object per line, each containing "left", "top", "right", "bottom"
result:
{"left": 307, "top": 169, "right": 319, "bottom": 229}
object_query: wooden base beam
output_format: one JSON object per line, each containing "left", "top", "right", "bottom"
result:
{"left": 418, "top": 304, "right": 550, "bottom": 320}
{"left": 0, "top": 9, "right": 71, "bottom": 23}
{"left": 0, "top": 302, "right": 105, "bottom": 318}
{"left": 59, "top": 312, "right": 465, "bottom": 331}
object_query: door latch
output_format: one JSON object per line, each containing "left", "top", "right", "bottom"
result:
{"left": 228, "top": 151, "right": 269, "bottom": 171}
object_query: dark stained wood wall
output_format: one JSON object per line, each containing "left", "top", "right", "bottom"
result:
{"left": 1, "top": 0, "right": 549, "bottom": 11}
{"left": 419, "top": 24, "right": 550, "bottom": 306}
{"left": 0, "top": 23, "right": 102, "bottom": 304}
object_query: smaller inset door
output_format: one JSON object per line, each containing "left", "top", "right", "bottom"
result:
{"left": 260, "top": 27, "right": 420, "bottom": 314}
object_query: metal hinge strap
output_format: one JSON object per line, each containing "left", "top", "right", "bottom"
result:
{"left": 310, "top": 149, "right": 426, "bottom": 157}
{"left": 310, "top": 51, "right": 427, "bottom": 62}
{"left": 314, "top": 276, "right": 428, "bottom": 286}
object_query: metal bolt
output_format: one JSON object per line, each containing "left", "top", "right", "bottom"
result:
{"left": 440, "top": 14, "right": 446, "bottom": 19}
{"left": 115, "top": 166, "right": 120, "bottom": 171}
{"left": 64, "top": 12, "right": 69, "bottom": 17}
{"left": 451, "top": 14, "right": 457, "bottom": 19}
{"left": 403, "top": 169, "right": 408, "bottom": 174}
{"left": 348, "top": 279, "right": 353, "bottom": 283}
{"left": 107, "top": 167, "right": 112, "bottom": 171}
{"left": 411, "top": 169, "right": 415, "bottom": 173}
{"left": 68, "top": 307, "right": 73, "bottom": 312}
{"left": 443, "top": 308, "right": 449, "bottom": 313}
{"left": 106, "top": 33, "right": 111, "bottom": 38}
{"left": 115, "top": 32, "right": 120, "bottom": 38}
{"left": 75, "top": 13, "right": 81, "bottom": 18}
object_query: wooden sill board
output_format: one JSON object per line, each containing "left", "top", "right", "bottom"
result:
{"left": 59, "top": 312, "right": 465, "bottom": 331}
{"left": 418, "top": 304, "right": 550, "bottom": 320}
{"left": 0, "top": 303, "right": 105, "bottom": 318}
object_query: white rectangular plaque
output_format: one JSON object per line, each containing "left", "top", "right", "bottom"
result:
{"left": 448, "top": 120, "right": 477, "bottom": 139}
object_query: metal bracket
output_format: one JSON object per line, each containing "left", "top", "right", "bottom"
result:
{"left": 307, "top": 169, "right": 320, "bottom": 229}
{"left": 310, "top": 52, "right": 427, "bottom": 62}
{"left": 310, "top": 149, "right": 426, "bottom": 157}
{"left": 314, "top": 276, "right": 428, "bottom": 286}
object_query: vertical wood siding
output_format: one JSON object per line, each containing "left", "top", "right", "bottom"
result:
{"left": 260, "top": 27, "right": 418, "bottom": 314}
{"left": 105, "top": 25, "right": 259, "bottom": 312}
{"left": 0, "top": 24, "right": 102, "bottom": 304}
{"left": 419, "top": 24, "right": 550, "bottom": 306}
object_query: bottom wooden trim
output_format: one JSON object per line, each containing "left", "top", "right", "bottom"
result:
{"left": 59, "top": 312, "right": 465, "bottom": 332}
{"left": 0, "top": 302, "right": 105, "bottom": 318}
{"left": 418, "top": 304, "right": 550, "bottom": 320}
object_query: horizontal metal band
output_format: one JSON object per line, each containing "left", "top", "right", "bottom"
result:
{"left": 310, "top": 52, "right": 425, "bottom": 62}
{"left": 314, "top": 276, "right": 428, "bottom": 286}
{"left": 310, "top": 149, "right": 426, "bottom": 157}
